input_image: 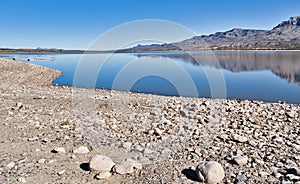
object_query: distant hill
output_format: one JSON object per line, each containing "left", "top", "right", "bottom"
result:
{"left": 122, "top": 16, "right": 300, "bottom": 51}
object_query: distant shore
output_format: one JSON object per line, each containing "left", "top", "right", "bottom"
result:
{"left": 2, "top": 48, "right": 300, "bottom": 54}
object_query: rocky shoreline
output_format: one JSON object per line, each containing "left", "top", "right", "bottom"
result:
{"left": 0, "top": 58, "right": 299, "bottom": 183}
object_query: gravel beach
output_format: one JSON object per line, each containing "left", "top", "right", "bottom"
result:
{"left": 0, "top": 58, "right": 299, "bottom": 183}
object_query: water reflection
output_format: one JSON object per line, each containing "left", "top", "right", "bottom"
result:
{"left": 2, "top": 51, "right": 300, "bottom": 103}
{"left": 135, "top": 51, "right": 300, "bottom": 85}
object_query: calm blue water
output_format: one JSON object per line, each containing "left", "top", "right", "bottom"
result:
{"left": 1, "top": 51, "right": 300, "bottom": 104}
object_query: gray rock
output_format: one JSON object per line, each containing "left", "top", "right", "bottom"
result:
{"left": 196, "top": 161, "right": 225, "bottom": 184}
{"left": 52, "top": 147, "right": 66, "bottom": 154}
{"left": 124, "top": 158, "right": 142, "bottom": 170}
{"left": 143, "top": 148, "right": 153, "bottom": 154}
{"left": 113, "top": 162, "right": 134, "bottom": 175}
{"left": 233, "top": 156, "right": 248, "bottom": 166}
{"left": 89, "top": 155, "right": 115, "bottom": 172}
{"left": 73, "top": 146, "right": 89, "bottom": 154}
{"left": 95, "top": 171, "right": 112, "bottom": 180}
{"left": 236, "top": 173, "right": 247, "bottom": 181}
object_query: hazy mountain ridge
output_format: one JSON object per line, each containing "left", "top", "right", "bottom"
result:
{"left": 124, "top": 16, "right": 300, "bottom": 51}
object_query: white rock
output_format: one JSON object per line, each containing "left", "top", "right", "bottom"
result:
{"left": 233, "top": 156, "right": 248, "bottom": 166}
{"left": 52, "top": 147, "right": 66, "bottom": 154}
{"left": 37, "top": 158, "right": 46, "bottom": 164}
{"left": 73, "top": 146, "right": 89, "bottom": 154}
{"left": 57, "top": 170, "right": 65, "bottom": 176}
{"left": 258, "top": 171, "right": 269, "bottom": 177}
{"left": 196, "top": 161, "right": 225, "bottom": 184}
{"left": 232, "top": 134, "right": 248, "bottom": 143}
{"left": 95, "top": 171, "right": 112, "bottom": 180}
{"left": 17, "top": 177, "right": 26, "bottom": 183}
{"left": 89, "top": 155, "right": 115, "bottom": 172}
{"left": 6, "top": 162, "right": 15, "bottom": 169}
{"left": 154, "top": 128, "right": 163, "bottom": 136}
{"left": 112, "top": 162, "right": 134, "bottom": 175}
{"left": 287, "top": 174, "right": 300, "bottom": 181}
{"left": 122, "top": 142, "right": 132, "bottom": 149}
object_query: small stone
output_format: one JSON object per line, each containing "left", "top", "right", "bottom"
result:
{"left": 218, "top": 133, "right": 228, "bottom": 140}
{"left": 286, "top": 111, "right": 295, "bottom": 118}
{"left": 259, "top": 171, "right": 269, "bottom": 177}
{"left": 37, "top": 159, "right": 46, "bottom": 164}
{"left": 8, "top": 111, "right": 14, "bottom": 116}
{"left": 122, "top": 142, "right": 132, "bottom": 149}
{"left": 236, "top": 173, "right": 247, "bottom": 181}
{"left": 233, "top": 156, "right": 248, "bottom": 166}
{"left": 154, "top": 128, "right": 163, "bottom": 136}
{"left": 17, "top": 177, "right": 26, "bottom": 183}
{"left": 180, "top": 110, "right": 188, "bottom": 117}
{"left": 95, "top": 171, "right": 112, "bottom": 180}
{"left": 73, "top": 146, "right": 89, "bottom": 154}
{"left": 52, "top": 147, "right": 66, "bottom": 154}
{"left": 135, "top": 145, "right": 144, "bottom": 152}
{"left": 124, "top": 158, "right": 142, "bottom": 170}
{"left": 57, "top": 170, "right": 65, "bottom": 176}
{"left": 6, "top": 162, "right": 15, "bottom": 169}
{"left": 196, "top": 161, "right": 225, "bottom": 184}
{"left": 89, "top": 155, "right": 115, "bottom": 172}
{"left": 113, "top": 162, "right": 134, "bottom": 175}
{"left": 16, "top": 102, "right": 23, "bottom": 109}
{"left": 47, "top": 159, "right": 55, "bottom": 164}
{"left": 286, "top": 174, "right": 300, "bottom": 181}
{"left": 232, "top": 134, "right": 248, "bottom": 143}
{"left": 143, "top": 148, "right": 153, "bottom": 154}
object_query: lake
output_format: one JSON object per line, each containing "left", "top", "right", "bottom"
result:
{"left": 1, "top": 51, "right": 300, "bottom": 104}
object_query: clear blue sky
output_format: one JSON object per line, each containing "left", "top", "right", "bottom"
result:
{"left": 1, "top": 0, "right": 300, "bottom": 49}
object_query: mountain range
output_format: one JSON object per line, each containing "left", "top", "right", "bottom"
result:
{"left": 123, "top": 16, "right": 300, "bottom": 51}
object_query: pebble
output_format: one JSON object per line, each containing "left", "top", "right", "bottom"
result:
{"left": 89, "top": 155, "right": 115, "bottom": 172}
{"left": 154, "top": 128, "right": 163, "bottom": 136}
{"left": 122, "top": 142, "right": 132, "bottom": 149}
{"left": 232, "top": 134, "right": 248, "bottom": 143}
{"left": 233, "top": 156, "right": 248, "bottom": 166}
{"left": 52, "top": 147, "right": 66, "bottom": 154}
{"left": 236, "top": 173, "right": 247, "bottom": 181}
{"left": 143, "top": 148, "right": 153, "bottom": 154}
{"left": 259, "top": 171, "right": 269, "bottom": 177}
{"left": 287, "top": 174, "right": 300, "bottom": 181}
{"left": 37, "top": 158, "right": 46, "bottom": 164}
{"left": 73, "top": 146, "right": 89, "bottom": 154}
{"left": 17, "top": 177, "right": 26, "bottom": 183}
{"left": 95, "top": 171, "right": 112, "bottom": 180}
{"left": 57, "top": 170, "right": 65, "bottom": 176}
{"left": 6, "top": 162, "right": 15, "bottom": 169}
{"left": 196, "top": 161, "right": 225, "bottom": 184}
{"left": 124, "top": 158, "right": 142, "bottom": 170}
{"left": 113, "top": 162, "right": 134, "bottom": 175}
